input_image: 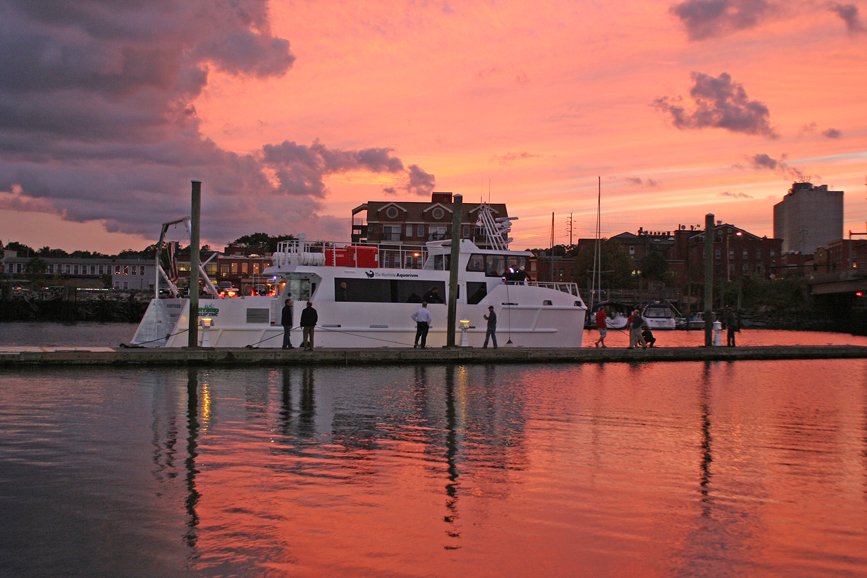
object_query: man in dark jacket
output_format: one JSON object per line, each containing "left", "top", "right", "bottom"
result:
{"left": 281, "top": 298, "right": 294, "bottom": 349}
{"left": 300, "top": 301, "right": 318, "bottom": 351}
{"left": 725, "top": 307, "right": 739, "bottom": 347}
{"left": 483, "top": 305, "right": 498, "bottom": 348}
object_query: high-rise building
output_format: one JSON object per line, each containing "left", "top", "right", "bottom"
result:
{"left": 773, "top": 182, "right": 843, "bottom": 254}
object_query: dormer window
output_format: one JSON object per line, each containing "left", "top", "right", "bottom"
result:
{"left": 432, "top": 207, "right": 445, "bottom": 219}
{"left": 386, "top": 206, "right": 399, "bottom": 219}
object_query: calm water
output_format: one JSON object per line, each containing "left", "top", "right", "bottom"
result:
{"left": 1, "top": 354, "right": 866, "bottom": 576}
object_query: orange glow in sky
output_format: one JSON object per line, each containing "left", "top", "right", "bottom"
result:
{"left": 0, "top": 0, "right": 865, "bottom": 253}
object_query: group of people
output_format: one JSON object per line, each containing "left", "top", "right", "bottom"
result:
{"left": 593, "top": 307, "right": 656, "bottom": 349}
{"left": 281, "top": 299, "right": 318, "bottom": 350}
{"left": 410, "top": 302, "right": 499, "bottom": 349}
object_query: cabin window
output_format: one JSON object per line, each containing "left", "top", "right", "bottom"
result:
{"left": 543, "top": 300, "right": 553, "bottom": 306}
{"left": 467, "top": 282, "right": 487, "bottom": 304}
{"left": 467, "top": 254, "right": 485, "bottom": 272}
{"left": 335, "top": 278, "right": 447, "bottom": 303}
{"left": 485, "top": 255, "right": 505, "bottom": 277}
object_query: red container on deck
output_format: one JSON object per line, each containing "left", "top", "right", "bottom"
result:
{"left": 324, "top": 246, "right": 378, "bottom": 268}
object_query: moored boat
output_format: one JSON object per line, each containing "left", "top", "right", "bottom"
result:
{"left": 641, "top": 301, "right": 678, "bottom": 330}
{"left": 132, "top": 206, "right": 588, "bottom": 349}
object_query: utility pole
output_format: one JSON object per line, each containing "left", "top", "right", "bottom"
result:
{"left": 704, "top": 214, "right": 714, "bottom": 347}
{"left": 188, "top": 180, "right": 201, "bottom": 348}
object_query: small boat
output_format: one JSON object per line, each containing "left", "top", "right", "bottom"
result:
{"left": 591, "top": 301, "right": 630, "bottom": 330}
{"left": 677, "top": 311, "right": 709, "bottom": 330}
{"left": 641, "top": 301, "right": 677, "bottom": 330}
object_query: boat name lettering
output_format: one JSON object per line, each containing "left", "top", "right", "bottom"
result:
{"left": 199, "top": 306, "right": 220, "bottom": 317}
{"left": 367, "top": 272, "right": 420, "bottom": 279}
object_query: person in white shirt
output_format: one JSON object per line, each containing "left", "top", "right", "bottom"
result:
{"left": 411, "top": 302, "right": 432, "bottom": 348}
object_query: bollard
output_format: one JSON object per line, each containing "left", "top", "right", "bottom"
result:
{"left": 712, "top": 320, "right": 722, "bottom": 346}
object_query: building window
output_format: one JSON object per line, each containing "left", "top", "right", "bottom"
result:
{"left": 98, "top": 265, "right": 104, "bottom": 275}
{"left": 432, "top": 207, "right": 445, "bottom": 219}
{"left": 386, "top": 206, "right": 399, "bottom": 219}
{"left": 756, "top": 264, "right": 763, "bottom": 274}
{"left": 140, "top": 266, "right": 145, "bottom": 275}
{"left": 383, "top": 225, "right": 401, "bottom": 241}
{"left": 429, "top": 226, "right": 447, "bottom": 240}
{"left": 770, "top": 249, "right": 776, "bottom": 257}
{"left": 417, "top": 225, "right": 424, "bottom": 237}
{"left": 241, "top": 263, "right": 248, "bottom": 275}
{"left": 742, "top": 249, "right": 748, "bottom": 258}
{"left": 115, "top": 265, "right": 121, "bottom": 274}
{"left": 406, "top": 225, "right": 413, "bottom": 238}
{"left": 231, "top": 262, "right": 238, "bottom": 274}
{"left": 123, "top": 265, "right": 129, "bottom": 275}
{"left": 715, "top": 249, "right": 721, "bottom": 259}
{"left": 462, "top": 225, "right": 470, "bottom": 238}
{"left": 729, "top": 249, "right": 734, "bottom": 258}
{"left": 253, "top": 263, "right": 260, "bottom": 274}
{"left": 742, "top": 264, "right": 749, "bottom": 274}
{"left": 629, "top": 246, "right": 635, "bottom": 255}
{"left": 756, "top": 250, "right": 762, "bottom": 259}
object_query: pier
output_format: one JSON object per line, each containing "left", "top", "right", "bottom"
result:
{"left": 2, "top": 344, "right": 866, "bottom": 368}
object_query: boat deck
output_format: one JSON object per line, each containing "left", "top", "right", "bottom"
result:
{"left": 2, "top": 345, "right": 866, "bottom": 367}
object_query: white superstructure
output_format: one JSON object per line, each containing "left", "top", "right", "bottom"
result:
{"left": 132, "top": 207, "right": 587, "bottom": 349}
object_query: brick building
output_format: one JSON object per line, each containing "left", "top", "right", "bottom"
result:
{"left": 351, "top": 192, "right": 510, "bottom": 249}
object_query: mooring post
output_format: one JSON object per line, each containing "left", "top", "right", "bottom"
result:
{"left": 446, "top": 194, "right": 463, "bottom": 347}
{"left": 188, "top": 180, "right": 201, "bottom": 348}
{"left": 704, "top": 213, "right": 714, "bottom": 347}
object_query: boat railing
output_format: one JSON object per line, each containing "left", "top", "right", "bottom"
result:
{"left": 531, "top": 281, "right": 581, "bottom": 296}
{"left": 273, "top": 240, "right": 441, "bottom": 270}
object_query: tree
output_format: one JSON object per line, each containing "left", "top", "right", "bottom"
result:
{"left": 4, "top": 241, "right": 34, "bottom": 256}
{"left": 641, "top": 251, "right": 670, "bottom": 283}
{"left": 575, "top": 239, "right": 635, "bottom": 289}
{"left": 233, "top": 233, "right": 297, "bottom": 253}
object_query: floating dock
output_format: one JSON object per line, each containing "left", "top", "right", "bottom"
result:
{"left": 2, "top": 345, "right": 867, "bottom": 368}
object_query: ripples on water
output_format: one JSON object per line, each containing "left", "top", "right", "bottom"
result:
{"left": 1, "top": 358, "right": 865, "bottom": 578}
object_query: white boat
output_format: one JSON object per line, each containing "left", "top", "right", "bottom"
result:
{"left": 132, "top": 206, "right": 587, "bottom": 349}
{"left": 590, "top": 301, "right": 630, "bottom": 330}
{"left": 641, "top": 301, "right": 677, "bottom": 330}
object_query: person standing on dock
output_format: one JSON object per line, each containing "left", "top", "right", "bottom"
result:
{"left": 725, "top": 307, "right": 739, "bottom": 347}
{"left": 483, "top": 305, "right": 498, "bottom": 348}
{"left": 300, "top": 301, "right": 318, "bottom": 351}
{"left": 594, "top": 307, "right": 608, "bottom": 348}
{"left": 412, "top": 302, "right": 432, "bottom": 348}
{"left": 281, "top": 299, "right": 294, "bottom": 349}
{"left": 629, "top": 309, "right": 647, "bottom": 349}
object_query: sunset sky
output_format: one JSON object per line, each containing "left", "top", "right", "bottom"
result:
{"left": 1, "top": 0, "right": 865, "bottom": 254}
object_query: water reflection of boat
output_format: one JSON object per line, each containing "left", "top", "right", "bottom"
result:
{"left": 591, "top": 301, "right": 630, "bottom": 329}
{"left": 641, "top": 301, "right": 677, "bottom": 330}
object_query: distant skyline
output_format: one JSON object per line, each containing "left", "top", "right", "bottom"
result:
{"left": 1, "top": 0, "right": 865, "bottom": 254}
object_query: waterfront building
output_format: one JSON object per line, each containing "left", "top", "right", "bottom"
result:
{"left": 1, "top": 250, "right": 157, "bottom": 290}
{"left": 773, "top": 181, "right": 844, "bottom": 254}
{"left": 686, "top": 222, "right": 782, "bottom": 282}
{"left": 351, "top": 192, "right": 510, "bottom": 250}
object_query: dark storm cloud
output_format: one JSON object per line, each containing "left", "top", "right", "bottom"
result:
{"left": 741, "top": 153, "right": 805, "bottom": 179}
{"left": 669, "top": 0, "right": 774, "bottom": 40}
{"left": 822, "top": 128, "right": 842, "bottom": 138}
{"left": 0, "top": 0, "right": 433, "bottom": 243}
{"left": 829, "top": 3, "right": 866, "bottom": 34}
{"left": 653, "top": 72, "right": 778, "bottom": 138}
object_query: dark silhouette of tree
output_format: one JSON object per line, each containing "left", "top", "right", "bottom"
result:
{"left": 641, "top": 251, "right": 671, "bottom": 283}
